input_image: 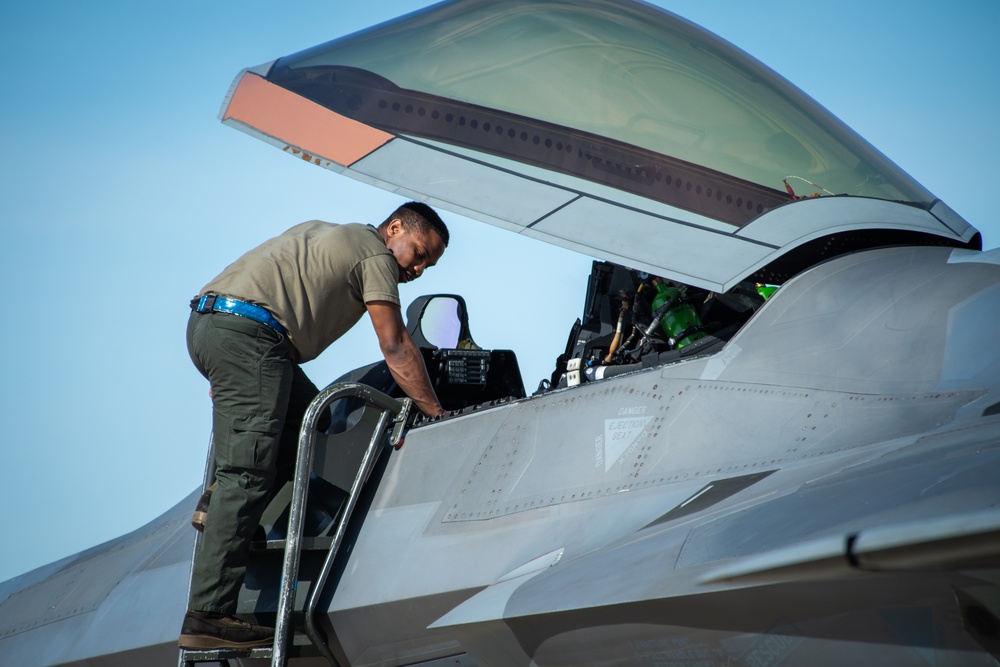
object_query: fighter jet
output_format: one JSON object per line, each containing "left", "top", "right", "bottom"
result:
{"left": 2, "top": 1, "right": 998, "bottom": 666}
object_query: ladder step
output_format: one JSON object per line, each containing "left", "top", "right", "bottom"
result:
{"left": 180, "top": 633, "right": 319, "bottom": 663}
{"left": 181, "top": 645, "right": 273, "bottom": 662}
{"left": 251, "top": 536, "right": 335, "bottom": 551}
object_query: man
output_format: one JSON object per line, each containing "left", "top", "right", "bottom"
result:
{"left": 179, "top": 202, "right": 448, "bottom": 650}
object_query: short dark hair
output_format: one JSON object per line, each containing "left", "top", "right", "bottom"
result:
{"left": 386, "top": 201, "right": 449, "bottom": 247}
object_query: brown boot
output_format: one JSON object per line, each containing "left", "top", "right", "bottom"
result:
{"left": 178, "top": 610, "right": 274, "bottom": 650}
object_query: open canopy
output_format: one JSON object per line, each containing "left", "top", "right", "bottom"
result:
{"left": 221, "top": 0, "right": 977, "bottom": 290}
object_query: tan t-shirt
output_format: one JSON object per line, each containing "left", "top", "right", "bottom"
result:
{"left": 201, "top": 221, "right": 399, "bottom": 362}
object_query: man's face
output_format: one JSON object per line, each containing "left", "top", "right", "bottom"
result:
{"left": 384, "top": 219, "right": 446, "bottom": 284}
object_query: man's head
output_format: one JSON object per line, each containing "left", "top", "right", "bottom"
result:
{"left": 379, "top": 202, "right": 449, "bottom": 284}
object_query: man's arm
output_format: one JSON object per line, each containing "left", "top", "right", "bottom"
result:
{"left": 367, "top": 300, "right": 445, "bottom": 417}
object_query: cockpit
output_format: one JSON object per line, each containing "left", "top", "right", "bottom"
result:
{"left": 333, "top": 256, "right": 774, "bottom": 427}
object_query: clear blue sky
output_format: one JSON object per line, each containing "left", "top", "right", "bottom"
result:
{"left": 1, "top": 1, "right": 997, "bottom": 583}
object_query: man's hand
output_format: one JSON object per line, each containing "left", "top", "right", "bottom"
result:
{"left": 367, "top": 300, "right": 446, "bottom": 417}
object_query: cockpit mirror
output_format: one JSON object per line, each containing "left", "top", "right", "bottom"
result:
{"left": 420, "top": 297, "right": 462, "bottom": 349}
{"left": 405, "top": 294, "right": 478, "bottom": 350}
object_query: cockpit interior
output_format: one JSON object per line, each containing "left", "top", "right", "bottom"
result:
{"left": 332, "top": 258, "right": 780, "bottom": 428}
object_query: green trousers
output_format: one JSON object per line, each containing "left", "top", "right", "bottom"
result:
{"left": 186, "top": 310, "right": 318, "bottom": 614}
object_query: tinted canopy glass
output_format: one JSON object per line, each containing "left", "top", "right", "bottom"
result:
{"left": 269, "top": 0, "right": 933, "bottom": 225}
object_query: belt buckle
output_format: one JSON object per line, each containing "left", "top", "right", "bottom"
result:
{"left": 199, "top": 295, "right": 218, "bottom": 313}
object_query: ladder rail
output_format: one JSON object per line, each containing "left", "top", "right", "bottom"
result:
{"left": 272, "top": 383, "right": 407, "bottom": 667}
{"left": 304, "top": 408, "right": 393, "bottom": 666}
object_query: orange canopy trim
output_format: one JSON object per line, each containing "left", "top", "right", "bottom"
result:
{"left": 223, "top": 71, "right": 393, "bottom": 167}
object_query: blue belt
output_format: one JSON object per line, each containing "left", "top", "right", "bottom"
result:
{"left": 192, "top": 295, "right": 286, "bottom": 335}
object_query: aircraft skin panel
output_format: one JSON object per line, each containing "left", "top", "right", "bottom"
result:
{"left": 698, "top": 506, "right": 1000, "bottom": 585}
{"left": 340, "top": 376, "right": 976, "bottom": 551}
{"left": 320, "top": 390, "right": 993, "bottom": 662}
{"left": 527, "top": 197, "right": 774, "bottom": 292}
{"left": 404, "top": 420, "right": 1000, "bottom": 666}
{"left": 348, "top": 136, "right": 771, "bottom": 289}
{"left": 931, "top": 200, "right": 978, "bottom": 239}
{"left": 713, "top": 246, "right": 1000, "bottom": 394}
{"left": 852, "top": 507, "right": 1000, "bottom": 571}
{"left": 735, "top": 196, "right": 973, "bottom": 247}
{"left": 506, "top": 426, "right": 997, "bottom": 593}
{"left": 670, "top": 428, "right": 999, "bottom": 573}
{"left": 949, "top": 246, "right": 1000, "bottom": 267}
{"left": 336, "top": 133, "right": 774, "bottom": 293}
{"left": 0, "top": 492, "right": 195, "bottom": 666}
{"left": 349, "top": 137, "right": 579, "bottom": 232}
{"left": 326, "top": 406, "right": 1000, "bottom": 665}
{"left": 346, "top": 134, "right": 783, "bottom": 291}
{"left": 222, "top": 71, "right": 393, "bottom": 168}
{"left": 493, "top": 575, "right": 995, "bottom": 666}
{"left": 403, "top": 137, "right": 739, "bottom": 234}
{"left": 941, "top": 282, "right": 1000, "bottom": 394}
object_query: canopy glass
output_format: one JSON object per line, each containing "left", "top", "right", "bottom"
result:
{"left": 267, "top": 0, "right": 934, "bottom": 226}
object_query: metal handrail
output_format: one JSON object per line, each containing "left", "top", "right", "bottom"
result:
{"left": 271, "top": 383, "right": 409, "bottom": 667}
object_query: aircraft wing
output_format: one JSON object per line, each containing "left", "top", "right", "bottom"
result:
{"left": 0, "top": 492, "right": 195, "bottom": 666}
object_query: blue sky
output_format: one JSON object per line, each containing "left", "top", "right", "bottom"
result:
{"left": 0, "top": 1, "right": 997, "bottom": 583}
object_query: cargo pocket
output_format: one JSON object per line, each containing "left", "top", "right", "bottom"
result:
{"left": 214, "top": 412, "right": 283, "bottom": 473}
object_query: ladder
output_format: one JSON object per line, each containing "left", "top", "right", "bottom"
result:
{"left": 179, "top": 383, "right": 411, "bottom": 667}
